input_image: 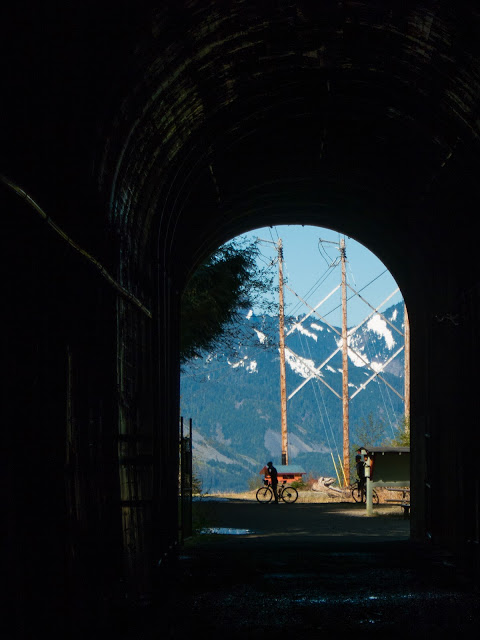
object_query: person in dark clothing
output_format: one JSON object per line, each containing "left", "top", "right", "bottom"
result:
{"left": 355, "top": 454, "right": 366, "bottom": 501}
{"left": 266, "top": 461, "right": 279, "bottom": 503}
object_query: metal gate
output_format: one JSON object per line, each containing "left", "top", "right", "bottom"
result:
{"left": 179, "top": 417, "right": 193, "bottom": 541}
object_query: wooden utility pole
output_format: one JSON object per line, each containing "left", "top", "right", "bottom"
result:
{"left": 278, "top": 239, "right": 288, "bottom": 465}
{"left": 341, "top": 238, "right": 350, "bottom": 484}
{"left": 404, "top": 304, "right": 410, "bottom": 430}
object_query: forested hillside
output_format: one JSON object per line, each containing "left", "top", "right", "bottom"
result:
{"left": 180, "top": 302, "right": 406, "bottom": 492}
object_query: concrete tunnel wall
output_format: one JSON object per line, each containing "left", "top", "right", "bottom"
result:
{"left": 1, "top": 1, "right": 480, "bottom": 634}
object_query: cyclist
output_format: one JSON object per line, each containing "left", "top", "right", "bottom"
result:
{"left": 266, "top": 461, "right": 279, "bottom": 504}
{"left": 355, "top": 454, "right": 366, "bottom": 502}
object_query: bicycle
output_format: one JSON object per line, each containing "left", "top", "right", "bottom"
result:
{"left": 351, "top": 480, "right": 379, "bottom": 504}
{"left": 256, "top": 480, "right": 298, "bottom": 504}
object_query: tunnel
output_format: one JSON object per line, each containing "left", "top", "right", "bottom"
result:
{"left": 2, "top": 1, "right": 480, "bottom": 635}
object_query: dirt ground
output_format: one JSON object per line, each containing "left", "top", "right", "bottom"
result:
{"left": 191, "top": 492, "right": 411, "bottom": 540}
{"left": 202, "top": 485, "right": 408, "bottom": 507}
{"left": 119, "top": 495, "right": 480, "bottom": 639}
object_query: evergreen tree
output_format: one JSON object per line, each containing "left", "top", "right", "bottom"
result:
{"left": 351, "top": 412, "right": 388, "bottom": 451}
{"left": 180, "top": 239, "right": 274, "bottom": 364}
{"left": 390, "top": 415, "right": 410, "bottom": 446}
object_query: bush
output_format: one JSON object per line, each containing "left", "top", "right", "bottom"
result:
{"left": 291, "top": 480, "right": 308, "bottom": 490}
{"left": 192, "top": 471, "right": 203, "bottom": 495}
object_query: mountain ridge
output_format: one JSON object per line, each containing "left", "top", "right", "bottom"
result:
{"left": 180, "top": 302, "right": 406, "bottom": 492}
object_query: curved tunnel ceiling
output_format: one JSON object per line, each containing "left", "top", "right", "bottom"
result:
{"left": 99, "top": 2, "right": 480, "bottom": 288}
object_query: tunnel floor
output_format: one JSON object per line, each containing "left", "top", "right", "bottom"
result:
{"left": 121, "top": 501, "right": 480, "bottom": 638}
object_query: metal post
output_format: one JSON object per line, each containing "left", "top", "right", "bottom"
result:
{"left": 185, "top": 419, "right": 192, "bottom": 538}
{"left": 365, "top": 454, "right": 373, "bottom": 516}
{"left": 179, "top": 416, "right": 193, "bottom": 540}
{"left": 179, "top": 417, "right": 184, "bottom": 543}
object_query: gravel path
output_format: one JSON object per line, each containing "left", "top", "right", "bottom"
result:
{"left": 122, "top": 499, "right": 479, "bottom": 638}
{"left": 191, "top": 497, "right": 410, "bottom": 542}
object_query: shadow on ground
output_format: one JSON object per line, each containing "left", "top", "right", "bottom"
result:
{"left": 125, "top": 501, "right": 479, "bottom": 638}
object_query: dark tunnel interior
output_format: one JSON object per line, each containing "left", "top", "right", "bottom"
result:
{"left": 2, "top": 1, "right": 480, "bottom": 636}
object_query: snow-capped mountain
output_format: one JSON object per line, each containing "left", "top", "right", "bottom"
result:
{"left": 180, "top": 302, "right": 406, "bottom": 492}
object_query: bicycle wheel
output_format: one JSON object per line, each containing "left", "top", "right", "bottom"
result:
{"left": 281, "top": 486, "right": 298, "bottom": 503}
{"left": 351, "top": 485, "right": 363, "bottom": 502}
{"left": 352, "top": 486, "right": 379, "bottom": 504}
{"left": 256, "top": 486, "right": 273, "bottom": 503}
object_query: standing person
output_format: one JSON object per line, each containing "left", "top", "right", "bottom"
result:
{"left": 266, "top": 461, "right": 279, "bottom": 503}
{"left": 355, "top": 454, "right": 366, "bottom": 502}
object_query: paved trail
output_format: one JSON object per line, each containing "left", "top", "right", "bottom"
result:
{"left": 125, "top": 500, "right": 479, "bottom": 638}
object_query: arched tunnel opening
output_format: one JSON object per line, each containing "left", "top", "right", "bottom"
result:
{"left": 180, "top": 224, "right": 409, "bottom": 502}
{"left": 2, "top": 1, "right": 480, "bottom": 636}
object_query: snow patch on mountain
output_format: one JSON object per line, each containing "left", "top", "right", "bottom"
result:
{"left": 367, "top": 314, "right": 396, "bottom": 350}
{"left": 284, "top": 348, "right": 322, "bottom": 379}
{"left": 329, "top": 311, "right": 399, "bottom": 371}
{"left": 254, "top": 329, "right": 267, "bottom": 344}
{"left": 291, "top": 322, "right": 318, "bottom": 341}
{"left": 347, "top": 345, "right": 368, "bottom": 368}
{"left": 247, "top": 360, "right": 258, "bottom": 373}
{"left": 337, "top": 333, "right": 369, "bottom": 368}
{"left": 228, "top": 358, "right": 244, "bottom": 369}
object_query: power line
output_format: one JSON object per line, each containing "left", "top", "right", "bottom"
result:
{"left": 286, "top": 256, "right": 340, "bottom": 317}
{"left": 321, "top": 269, "right": 389, "bottom": 321}
{"left": 292, "top": 263, "right": 340, "bottom": 316}
{"left": 361, "top": 331, "right": 399, "bottom": 437}
{"left": 297, "top": 331, "right": 341, "bottom": 461}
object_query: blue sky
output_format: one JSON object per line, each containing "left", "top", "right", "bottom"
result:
{"left": 238, "top": 225, "right": 403, "bottom": 328}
